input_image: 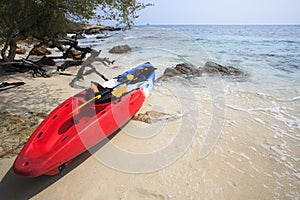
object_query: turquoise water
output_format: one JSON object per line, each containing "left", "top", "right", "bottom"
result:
{"left": 176, "top": 25, "right": 300, "bottom": 79}
{"left": 78, "top": 25, "right": 300, "bottom": 134}
{"left": 86, "top": 25, "right": 300, "bottom": 99}
{"left": 79, "top": 25, "right": 300, "bottom": 147}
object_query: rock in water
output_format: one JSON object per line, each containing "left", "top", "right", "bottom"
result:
{"left": 109, "top": 45, "right": 132, "bottom": 54}
{"left": 163, "top": 67, "right": 183, "bottom": 77}
{"left": 174, "top": 63, "right": 202, "bottom": 76}
{"left": 157, "top": 63, "right": 202, "bottom": 82}
{"left": 203, "top": 61, "right": 246, "bottom": 77}
{"left": 158, "top": 61, "right": 248, "bottom": 82}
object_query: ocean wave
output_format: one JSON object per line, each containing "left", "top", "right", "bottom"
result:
{"left": 249, "top": 106, "right": 300, "bottom": 136}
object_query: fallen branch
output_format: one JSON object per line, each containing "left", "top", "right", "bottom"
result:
{"left": 57, "top": 60, "right": 83, "bottom": 71}
{"left": 0, "top": 81, "right": 25, "bottom": 92}
{"left": 69, "top": 50, "right": 115, "bottom": 88}
{"left": 0, "top": 59, "right": 49, "bottom": 77}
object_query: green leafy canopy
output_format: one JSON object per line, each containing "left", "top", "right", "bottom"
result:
{"left": 0, "top": 0, "right": 152, "bottom": 60}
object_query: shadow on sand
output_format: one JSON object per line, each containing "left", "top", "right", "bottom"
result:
{"left": 0, "top": 131, "right": 119, "bottom": 200}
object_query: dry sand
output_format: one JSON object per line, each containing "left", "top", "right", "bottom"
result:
{"left": 0, "top": 61, "right": 299, "bottom": 199}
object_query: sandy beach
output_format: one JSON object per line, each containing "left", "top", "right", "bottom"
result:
{"left": 1, "top": 64, "right": 299, "bottom": 199}
{"left": 1, "top": 26, "right": 299, "bottom": 199}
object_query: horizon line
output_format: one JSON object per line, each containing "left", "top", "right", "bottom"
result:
{"left": 134, "top": 23, "right": 300, "bottom": 26}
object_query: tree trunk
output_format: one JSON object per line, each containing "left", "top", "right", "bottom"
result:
{"left": 8, "top": 38, "right": 17, "bottom": 62}
{"left": 1, "top": 43, "right": 9, "bottom": 61}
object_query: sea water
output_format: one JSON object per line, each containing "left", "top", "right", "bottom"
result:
{"left": 78, "top": 25, "right": 300, "bottom": 198}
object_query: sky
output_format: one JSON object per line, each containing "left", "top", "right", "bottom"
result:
{"left": 135, "top": 0, "right": 300, "bottom": 25}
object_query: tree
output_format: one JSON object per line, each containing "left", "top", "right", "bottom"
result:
{"left": 0, "top": 0, "right": 151, "bottom": 62}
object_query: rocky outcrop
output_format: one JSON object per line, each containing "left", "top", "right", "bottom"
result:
{"left": 157, "top": 61, "right": 248, "bottom": 82}
{"left": 157, "top": 63, "right": 202, "bottom": 82}
{"left": 203, "top": 61, "right": 246, "bottom": 77}
{"left": 109, "top": 45, "right": 132, "bottom": 54}
{"left": 163, "top": 67, "right": 183, "bottom": 77}
{"left": 175, "top": 63, "right": 202, "bottom": 77}
{"left": 83, "top": 24, "right": 121, "bottom": 35}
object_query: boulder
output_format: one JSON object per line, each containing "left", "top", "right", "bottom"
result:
{"left": 16, "top": 47, "right": 26, "bottom": 54}
{"left": 31, "top": 46, "right": 51, "bottom": 56}
{"left": 109, "top": 45, "right": 132, "bottom": 54}
{"left": 158, "top": 61, "right": 248, "bottom": 82}
{"left": 157, "top": 63, "right": 202, "bottom": 82}
{"left": 203, "top": 61, "right": 245, "bottom": 77}
{"left": 163, "top": 67, "right": 182, "bottom": 77}
{"left": 174, "top": 63, "right": 202, "bottom": 76}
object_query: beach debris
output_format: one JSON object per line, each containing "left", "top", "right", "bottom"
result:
{"left": 0, "top": 59, "right": 50, "bottom": 77}
{"left": 132, "top": 111, "right": 182, "bottom": 124}
{"left": 0, "top": 111, "right": 47, "bottom": 158}
{"left": 57, "top": 60, "right": 83, "bottom": 71}
{"left": 58, "top": 37, "right": 93, "bottom": 60}
{"left": 69, "top": 50, "right": 115, "bottom": 88}
{"left": 109, "top": 45, "right": 132, "bottom": 54}
{"left": 0, "top": 82, "right": 26, "bottom": 92}
{"left": 36, "top": 56, "right": 56, "bottom": 66}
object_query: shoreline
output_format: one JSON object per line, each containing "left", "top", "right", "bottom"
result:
{"left": 0, "top": 27, "right": 299, "bottom": 199}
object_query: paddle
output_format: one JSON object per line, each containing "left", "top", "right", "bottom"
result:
{"left": 69, "top": 72, "right": 142, "bottom": 115}
{"left": 70, "top": 94, "right": 102, "bottom": 115}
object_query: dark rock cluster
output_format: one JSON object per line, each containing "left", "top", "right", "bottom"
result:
{"left": 157, "top": 61, "right": 248, "bottom": 82}
{"left": 109, "top": 45, "right": 132, "bottom": 54}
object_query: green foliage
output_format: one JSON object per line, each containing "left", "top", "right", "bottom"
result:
{"left": 97, "top": 0, "right": 153, "bottom": 28}
{"left": 0, "top": 0, "right": 151, "bottom": 61}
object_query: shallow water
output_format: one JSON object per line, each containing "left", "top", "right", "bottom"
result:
{"left": 76, "top": 26, "right": 300, "bottom": 198}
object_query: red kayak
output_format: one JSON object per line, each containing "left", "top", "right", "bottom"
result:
{"left": 13, "top": 62, "right": 155, "bottom": 177}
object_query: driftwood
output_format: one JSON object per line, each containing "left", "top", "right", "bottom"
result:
{"left": 61, "top": 37, "right": 92, "bottom": 60}
{"left": 69, "top": 50, "right": 115, "bottom": 88}
{"left": 1, "top": 29, "right": 116, "bottom": 80}
{"left": 0, "top": 82, "right": 25, "bottom": 92}
{"left": 0, "top": 59, "right": 48, "bottom": 77}
{"left": 57, "top": 60, "right": 83, "bottom": 71}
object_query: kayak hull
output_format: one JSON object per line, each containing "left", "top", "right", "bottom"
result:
{"left": 13, "top": 62, "right": 155, "bottom": 177}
